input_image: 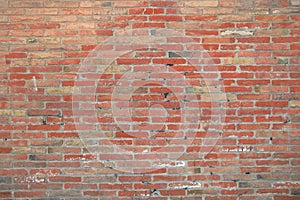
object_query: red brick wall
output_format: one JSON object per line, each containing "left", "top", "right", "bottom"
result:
{"left": 1, "top": 0, "right": 300, "bottom": 199}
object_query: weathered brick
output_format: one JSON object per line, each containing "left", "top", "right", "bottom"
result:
{"left": 239, "top": 182, "right": 272, "bottom": 188}
{"left": 28, "top": 52, "right": 61, "bottom": 58}
{"left": 291, "top": 0, "right": 300, "bottom": 6}
{"left": 290, "top": 101, "right": 300, "bottom": 107}
{"left": 12, "top": 147, "right": 45, "bottom": 154}
{"left": 0, "top": 176, "right": 12, "bottom": 184}
{"left": 46, "top": 87, "right": 79, "bottom": 94}
{"left": 185, "top": 1, "right": 219, "bottom": 7}
{"left": 0, "top": 110, "right": 26, "bottom": 116}
{"left": 291, "top": 188, "right": 300, "bottom": 195}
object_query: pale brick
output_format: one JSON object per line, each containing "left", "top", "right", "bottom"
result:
{"left": 222, "top": 58, "right": 255, "bottom": 65}
{"left": 290, "top": 101, "right": 300, "bottom": 107}
{"left": 46, "top": 87, "right": 80, "bottom": 94}
{"left": 0, "top": 110, "right": 26, "bottom": 117}
{"left": 185, "top": 1, "right": 219, "bottom": 7}
{"left": 291, "top": 0, "right": 300, "bottom": 6}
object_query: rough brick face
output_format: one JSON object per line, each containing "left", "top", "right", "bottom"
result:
{"left": 0, "top": 0, "right": 300, "bottom": 199}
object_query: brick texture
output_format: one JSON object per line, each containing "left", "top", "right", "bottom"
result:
{"left": 0, "top": 0, "right": 300, "bottom": 199}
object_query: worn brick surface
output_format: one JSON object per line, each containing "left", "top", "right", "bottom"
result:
{"left": 0, "top": 0, "right": 300, "bottom": 199}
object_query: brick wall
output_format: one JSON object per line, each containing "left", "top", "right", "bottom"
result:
{"left": 1, "top": 0, "right": 300, "bottom": 199}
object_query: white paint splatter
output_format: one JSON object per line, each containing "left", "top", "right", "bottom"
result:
{"left": 170, "top": 182, "right": 202, "bottom": 189}
{"left": 14, "top": 171, "right": 59, "bottom": 184}
{"left": 140, "top": 193, "right": 151, "bottom": 197}
{"left": 221, "top": 30, "right": 254, "bottom": 36}
{"left": 154, "top": 161, "right": 185, "bottom": 168}
{"left": 222, "top": 146, "right": 253, "bottom": 152}
{"left": 33, "top": 76, "right": 38, "bottom": 92}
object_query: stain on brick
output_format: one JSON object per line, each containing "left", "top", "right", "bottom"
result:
{"left": 46, "top": 87, "right": 79, "bottom": 94}
{"left": 12, "top": 147, "right": 45, "bottom": 154}
{"left": 291, "top": 188, "right": 300, "bottom": 195}
{"left": 168, "top": 52, "right": 180, "bottom": 58}
{"left": 239, "top": 181, "right": 271, "bottom": 188}
{"left": 0, "top": 177, "right": 12, "bottom": 184}
{"left": 290, "top": 101, "right": 300, "bottom": 107}
{"left": 0, "top": 110, "right": 26, "bottom": 116}
{"left": 277, "top": 58, "right": 289, "bottom": 64}
{"left": 29, "top": 155, "right": 37, "bottom": 160}
{"left": 194, "top": 168, "right": 201, "bottom": 173}
{"left": 291, "top": 0, "right": 300, "bottom": 6}
{"left": 187, "top": 189, "right": 204, "bottom": 195}
{"left": 101, "top": 2, "right": 112, "bottom": 7}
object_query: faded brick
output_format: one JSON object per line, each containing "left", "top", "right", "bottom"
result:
{"left": 0, "top": 110, "right": 26, "bottom": 117}
{"left": 187, "top": 190, "right": 204, "bottom": 195}
{"left": 291, "top": 188, "right": 300, "bottom": 195}
{"left": 239, "top": 182, "right": 271, "bottom": 188}
{"left": 83, "top": 176, "right": 117, "bottom": 182}
{"left": 290, "top": 101, "right": 300, "bottom": 107}
{"left": 222, "top": 58, "right": 255, "bottom": 65}
{"left": 28, "top": 52, "right": 62, "bottom": 58}
{"left": 46, "top": 87, "right": 80, "bottom": 94}
{"left": 65, "top": 140, "right": 84, "bottom": 146}
{"left": 291, "top": 0, "right": 300, "bottom": 6}
{"left": 12, "top": 147, "right": 45, "bottom": 154}
{"left": 105, "top": 65, "right": 131, "bottom": 73}
{"left": 186, "top": 86, "right": 210, "bottom": 93}
{"left": 185, "top": 1, "right": 219, "bottom": 7}
{"left": 0, "top": 177, "right": 11, "bottom": 184}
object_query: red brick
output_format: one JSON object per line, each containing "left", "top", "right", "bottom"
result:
{"left": 133, "top": 22, "right": 165, "bottom": 28}
{"left": 220, "top": 0, "right": 237, "bottom": 6}
{"left": 272, "top": 22, "right": 300, "bottom": 29}
{"left": 255, "top": 15, "right": 289, "bottom": 21}
{"left": 48, "top": 59, "right": 80, "bottom": 65}
{"left": 272, "top": 36, "right": 300, "bottom": 43}
{"left": 203, "top": 37, "right": 235, "bottom": 43}
{"left": 0, "top": 192, "right": 11, "bottom": 198}
{"left": 6, "top": 52, "right": 26, "bottom": 58}
{"left": 79, "top": 30, "right": 113, "bottom": 36}
{"left": 28, "top": 23, "right": 60, "bottom": 29}
{"left": 256, "top": 101, "right": 288, "bottom": 107}
{"left": 236, "top": 22, "right": 270, "bottom": 29}
{"left": 186, "top": 30, "right": 218, "bottom": 36}
{"left": 117, "top": 58, "right": 151, "bottom": 65}
{"left": 237, "top": 94, "right": 270, "bottom": 100}
{"left": 257, "top": 188, "right": 289, "bottom": 194}
{"left": 0, "top": 169, "right": 27, "bottom": 176}
{"left": 202, "top": 22, "right": 235, "bottom": 29}
{"left": 238, "top": 37, "right": 270, "bottom": 43}
{"left": 0, "top": 147, "right": 12, "bottom": 153}
{"left": 28, "top": 125, "right": 61, "bottom": 131}
{"left": 14, "top": 192, "right": 46, "bottom": 198}
{"left": 150, "top": 1, "right": 177, "bottom": 7}
{"left": 0, "top": 23, "right": 25, "bottom": 30}
{"left": 185, "top": 15, "right": 217, "bottom": 21}
{"left": 150, "top": 16, "right": 182, "bottom": 21}
{"left": 274, "top": 197, "right": 300, "bottom": 200}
